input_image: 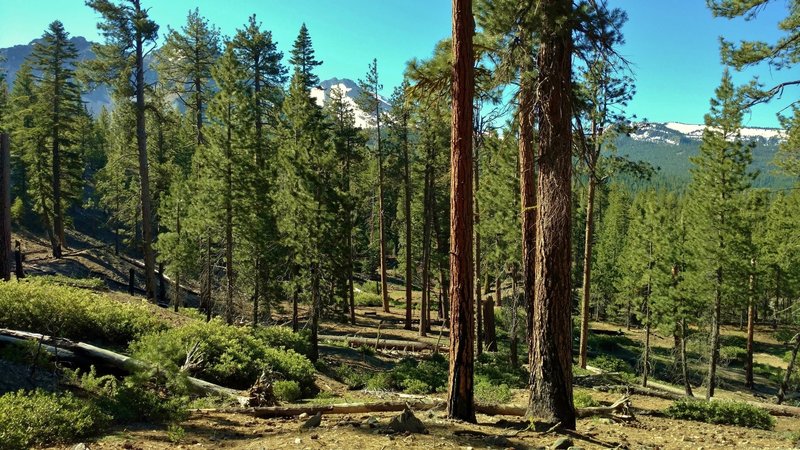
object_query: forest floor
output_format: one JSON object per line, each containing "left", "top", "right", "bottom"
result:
{"left": 9, "top": 231, "right": 800, "bottom": 449}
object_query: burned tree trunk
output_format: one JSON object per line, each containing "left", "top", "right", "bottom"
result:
{"left": 446, "top": 0, "right": 476, "bottom": 423}
{"left": 527, "top": 0, "right": 575, "bottom": 428}
{"left": 483, "top": 298, "right": 497, "bottom": 352}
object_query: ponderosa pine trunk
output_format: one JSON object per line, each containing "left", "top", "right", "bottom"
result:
{"left": 0, "top": 134, "right": 10, "bottom": 281}
{"left": 204, "top": 234, "right": 212, "bottom": 322}
{"left": 777, "top": 333, "right": 800, "bottom": 405}
{"left": 420, "top": 142, "right": 434, "bottom": 337}
{"left": 578, "top": 175, "right": 597, "bottom": 369}
{"left": 373, "top": 74, "right": 390, "bottom": 314}
{"left": 310, "top": 263, "right": 320, "bottom": 363}
{"left": 495, "top": 273, "right": 502, "bottom": 307}
{"left": 518, "top": 51, "right": 537, "bottom": 366}
{"left": 51, "top": 64, "right": 63, "bottom": 259}
{"left": 446, "top": 0, "right": 476, "bottom": 423}
{"left": 642, "top": 289, "right": 651, "bottom": 388}
{"left": 134, "top": 0, "right": 157, "bottom": 302}
{"left": 432, "top": 194, "right": 449, "bottom": 323}
{"left": 745, "top": 258, "right": 756, "bottom": 389}
{"left": 510, "top": 269, "right": 519, "bottom": 368}
{"left": 527, "top": 0, "right": 575, "bottom": 428}
{"left": 483, "top": 297, "right": 497, "bottom": 352}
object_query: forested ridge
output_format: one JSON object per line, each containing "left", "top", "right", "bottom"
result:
{"left": 0, "top": 0, "right": 799, "bottom": 449}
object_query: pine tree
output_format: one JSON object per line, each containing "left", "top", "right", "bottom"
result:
{"left": 85, "top": 0, "right": 160, "bottom": 300}
{"left": 357, "top": 59, "right": 391, "bottom": 313}
{"left": 592, "top": 184, "right": 631, "bottom": 321}
{"left": 289, "top": 23, "right": 322, "bottom": 90}
{"left": 686, "top": 70, "right": 755, "bottom": 400}
{"left": 157, "top": 8, "right": 221, "bottom": 145}
{"left": 28, "top": 21, "right": 83, "bottom": 257}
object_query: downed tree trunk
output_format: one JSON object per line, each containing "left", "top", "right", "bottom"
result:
{"left": 191, "top": 397, "right": 632, "bottom": 420}
{"left": 0, "top": 328, "right": 242, "bottom": 399}
{"left": 319, "top": 334, "right": 447, "bottom": 353}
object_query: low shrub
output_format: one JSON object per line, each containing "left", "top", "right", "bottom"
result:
{"left": 335, "top": 364, "right": 372, "bottom": 390}
{"left": 665, "top": 400, "right": 775, "bottom": 430}
{"left": 391, "top": 354, "right": 448, "bottom": 394}
{"left": 475, "top": 351, "right": 528, "bottom": 388}
{"left": 0, "top": 389, "right": 110, "bottom": 450}
{"left": 719, "top": 346, "right": 747, "bottom": 365}
{"left": 573, "top": 391, "right": 600, "bottom": 408}
{"left": 354, "top": 291, "right": 383, "bottom": 307}
{"left": 589, "top": 354, "right": 633, "bottom": 374}
{"left": 474, "top": 380, "right": 512, "bottom": 404}
{"left": 33, "top": 274, "right": 106, "bottom": 290}
{"left": 274, "top": 380, "right": 302, "bottom": 402}
{"left": 401, "top": 378, "right": 431, "bottom": 394}
{"left": 254, "top": 326, "right": 311, "bottom": 358}
{"left": 0, "top": 279, "right": 165, "bottom": 346}
{"left": 130, "top": 319, "right": 315, "bottom": 392}
{"left": 366, "top": 372, "right": 395, "bottom": 391}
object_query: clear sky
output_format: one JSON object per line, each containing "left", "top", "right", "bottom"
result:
{"left": 1, "top": 0, "right": 794, "bottom": 128}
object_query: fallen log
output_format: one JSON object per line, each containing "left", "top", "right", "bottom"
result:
{"left": 319, "top": 334, "right": 447, "bottom": 353}
{"left": 0, "top": 328, "right": 242, "bottom": 400}
{"left": 191, "top": 397, "right": 631, "bottom": 420}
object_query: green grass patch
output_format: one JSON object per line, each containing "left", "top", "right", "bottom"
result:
{"left": 665, "top": 400, "right": 775, "bottom": 430}
{"left": 31, "top": 274, "right": 106, "bottom": 290}
{"left": 574, "top": 391, "right": 600, "bottom": 408}
{"left": 354, "top": 291, "right": 383, "bottom": 307}
{"left": 475, "top": 380, "right": 512, "bottom": 404}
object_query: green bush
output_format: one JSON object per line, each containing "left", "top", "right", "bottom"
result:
{"left": 334, "top": 364, "right": 372, "bottom": 389}
{"left": 390, "top": 354, "right": 448, "bottom": 394}
{"left": 573, "top": 391, "right": 600, "bottom": 408}
{"left": 0, "top": 279, "right": 165, "bottom": 346}
{"left": 665, "top": 400, "right": 775, "bottom": 430}
{"left": 254, "top": 326, "right": 311, "bottom": 357}
{"left": 354, "top": 291, "right": 383, "bottom": 307}
{"left": 475, "top": 351, "right": 528, "bottom": 388}
{"left": 401, "top": 378, "right": 431, "bottom": 394}
{"left": 719, "top": 346, "right": 747, "bottom": 365}
{"left": 130, "top": 319, "right": 315, "bottom": 392}
{"left": 589, "top": 354, "right": 633, "bottom": 374}
{"left": 274, "top": 380, "right": 302, "bottom": 402}
{"left": 474, "top": 380, "right": 512, "bottom": 404}
{"left": 366, "top": 372, "right": 395, "bottom": 391}
{"left": 0, "top": 389, "right": 110, "bottom": 450}
{"left": 32, "top": 274, "right": 106, "bottom": 290}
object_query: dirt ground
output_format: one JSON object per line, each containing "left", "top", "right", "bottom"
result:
{"left": 51, "top": 389, "right": 800, "bottom": 450}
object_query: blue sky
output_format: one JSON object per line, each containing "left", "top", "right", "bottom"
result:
{"left": 1, "top": 0, "right": 794, "bottom": 127}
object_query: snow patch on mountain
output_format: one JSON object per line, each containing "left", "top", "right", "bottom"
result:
{"left": 630, "top": 121, "right": 784, "bottom": 146}
{"left": 310, "top": 77, "right": 389, "bottom": 129}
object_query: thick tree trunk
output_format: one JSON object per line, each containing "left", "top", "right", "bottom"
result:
{"left": 707, "top": 272, "right": 722, "bottom": 400}
{"left": 745, "top": 259, "right": 756, "bottom": 389}
{"left": 777, "top": 333, "right": 800, "bottom": 405}
{"left": 447, "top": 0, "right": 476, "bottom": 423}
{"left": 527, "top": 0, "right": 575, "bottom": 428}
{"left": 495, "top": 273, "right": 502, "bottom": 307}
{"left": 483, "top": 298, "right": 497, "bottom": 352}
{"left": 518, "top": 58, "right": 536, "bottom": 366}
{"left": 579, "top": 176, "right": 597, "bottom": 369}
{"left": 510, "top": 269, "right": 519, "bottom": 368}
{"left": 133, "top": 5, "right": 157, "bottom": 301}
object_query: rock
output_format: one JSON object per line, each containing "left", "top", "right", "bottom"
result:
{"left": 299, "top": 413, "right": 309, "bottom": 419}
{"left": 73, "top": 444, "right": 89, "bottom": 450}
{"left": 294, "top": 437, "right": 302, "bottom": 445}
{"left": 301, "top": 411, "right": 322, "bottom": 429}
{"left": 387, "top": 408, "right": 427, "bottom": 434}
{"left": 552, "top": 437, "right": 573, "bottom": 449}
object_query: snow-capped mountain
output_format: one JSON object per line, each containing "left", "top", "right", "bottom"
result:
{"left": 310, "top": 77, "right": 390, "bottom": 129}
{"left": 630, "top": 122, "right": 785, "bottom": 146}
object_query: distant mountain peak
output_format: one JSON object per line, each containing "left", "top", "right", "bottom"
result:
{"left": 311, "top": 77, "right": 389, "bottom": 129}
{"left": 631, "top": 121, "right": 784, "bottom": 146}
